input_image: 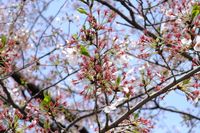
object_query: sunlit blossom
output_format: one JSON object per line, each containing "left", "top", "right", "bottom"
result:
{"left": 194, "top": 35, "right": 200, "bottom": 52}
{"left": 123, "top": 87, "right": 129, "bottom": 93}
{"left": 103, "top": 97, "right": 128, "bottom": 113}
{"left": 181, "top": 38, "right": 192, "bottom": 46}
{"left": 103, "top": 105, "right": 117, "bottom": 113}
{"left": 160, "top": 23, "right": 168, "bottom": 33}
{"left": 57, "top": 44, "right": 79, "bottom": 66}
{"left": 65, "top": 47, "right": 79, "bottom": 66}
{"left": 57, "top": 115, "right": 66, "bottom": 123}
{"left": 139, "top": 66, "right": 145, "bottom": 71}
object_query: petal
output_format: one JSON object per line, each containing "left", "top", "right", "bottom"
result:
{"left": 103, "top": 105, "right": 117, "bottom": 113}
{"left": 195, "top": 35, "right": 200, "bottom": 44}
{"left": 181, "top": 38, "right": 192, "bottom": 45}
{"left": 139, "top": 66, "right": 145, "bottom": 71}
{"left": 103, "top": 106, "right": 111, "bottom": 113}
{"left": 160, "top": 23, "right": 167, "bottom": 33}
{"left": 123, "top": 87, "right": 129, "bottom": 93}
{"left": 112, "top": 97, "right": 128, "bottom": 106}
{"left": 194, "top": 43, "right": 200, "bottom": 52}
{"left": 110, "top": 105, "right": 117, "bottom": 110}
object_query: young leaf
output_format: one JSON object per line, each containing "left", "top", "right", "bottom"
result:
{"left": 116, "top": 76, "right": 121, "bottom": 86}
{"left": 191, "top": 4, "right": 200, "bottom": 19}
{"left": 182, "top": 78, "right": 190, "bottom": 85}
{"left": 163, "top": 70, "right": 169, "bottom": 76}
{"left": 83, "top": 25, "right": 86, "bottom": 30}
{"left": 1, "top": 35, "right": 7, "bottom": 45}
{"left": 54, "top": 59, "right": 60, "bottom": 66}
{"left": 0, "top": 35, "right": 7, "bottom": 51}
{"left": 77, "top": 8, "right": 87, "bottom": 15}
{"left": 133, "top": 130, "right": 140, "bottom": 133}
{"left": 134, "top": 113, "right": 139, "bottom": 119}
{"left": 80, "top": 45, "right": 90, "bottom": 57}
{"left": 14, "top": 115, "right": 19, "bottom": 128}
{"left": 43, "top": 94, "right": 51, "bottom": 105}
{"left": 72, "top": 33, "right": 78, "bottom": 40}
{"left": 40, "top": 92, "right": 51, "bottom": 108}
{"left": 20, "top": 79, "right": 27, "bottom": 85}
{"left": 44, "top": 120, "right": 50, "bottom": 129}
{"left": 40, "top": 93, "right": 51, "bottom": 111}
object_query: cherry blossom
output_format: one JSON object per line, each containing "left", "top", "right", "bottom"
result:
{"left": 0, "top": 0, "right": 199, "bottom": 133}
{"left": 194, "top": 35, "right": 200, "bottom": 51}
{"left": 181, "top": 38, "right": 192, "bottom": 46}
{"left": 103, "top": 97, "right": 128, "bottom": 113}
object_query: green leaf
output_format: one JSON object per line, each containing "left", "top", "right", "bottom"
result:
{"left": 20, "top": 79, "right": 27, "bottom": 85}
{"left": 163, "top": 70, "right": 169, "bottom": 76}
{"left": 133, "top": 130, "right": 140, "bottom": 133}
{"left": 41, "top": 92, "right": 51, "bottom": 108}
{"left": 16, "top": 129, "right": 24, "bottom": 133}
{"left": 43, "top": 94, "right": 51, "bottom": 104}
{"left": 40, "top": 93, "right": 51, "bottom": 111}
{"left": 14, "top": 115, "right": 19, "bottom": 128}
{"left": 54, "top": 59, "right": 60, "bottom": 66}
{"left": 182, "top": 78, "right": 190, "bottom": 85}
{"left": 150, "top": 42, "right": 157, "bottom": 49}
{"left": 77, "top": 8, "right": 87, "bottom": 15}
{"left": 116, "top": 76, "right": 121, "bottom": 86}
{"left": 0, "top": 35, "right": 7, "bottom": 51}
{"left": 83, "top": 25, "right": 86, "bottom": 30}
{"left": 80, "top": 45, "right": 90, "bottom": 57}
{"left": 192, "top": 10, "right": 200, "bottom": 19}
{"left": 192, "top": 4, "right": 200, "bottom": 19}
{"left": 1, "top": 35, "right": 7, "bottom": 45}
{"left": 133, "top": 113, "right": 139, "bottom": 119}
{"left": 72, "top": 33, "right": 78, "bottom": 40}
{"left": 44, "top": 120, "right": 50, "bottom": 129}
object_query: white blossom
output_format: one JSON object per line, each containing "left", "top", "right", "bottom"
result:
{"left": 194, "top": 35, "right": 200, "bottom": 52}
{"left": 113, "top": 97, "right": 128, "bottom": 106}
{"left": 138, "top": 65, "right": 145, "bottom": 71}
{"left": 103, "top": 97, "right": 128, "bottom": 113}
{"left": 160, "top": 23, "right": 168, "bottom": 33}
{"left": 56, "top": 43, "right": 64, "bottom": 49}
{"left": 194, "top": 96, "right": 200, "bottom": 104}
{"left": 181, "top": 38, "right": 192, "bottom": 45}
{"left": 103, "top": 105, "right": 117, "bottom": 113}
{"left": 103, "top": 61, "right": 112, "bottom": 67}
{"left": 165, "top": 9, "right": 176, "bottom": 19}
{"left": 31, "top": 120, "right": 37, "bottom": 125}
{"left": 57, "top": 44, "right": 79, "bottom": 66}
{"left": 65, "top": 47, "right": 79, "bottom": 66}
{"left": 137, "top": 14, "right": 144, "bottom": 20}
{"left": 123, "top": 87, "right": 129, "bottom": 93}
{"left": 55, "top": 17, "right": 61, "bottom": 22}
{"left": 57, "top": 115, "right": 66, "bottom": 123}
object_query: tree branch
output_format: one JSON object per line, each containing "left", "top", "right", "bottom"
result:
{"left": 100, "top": 66, "right": 200, "bottom": 132}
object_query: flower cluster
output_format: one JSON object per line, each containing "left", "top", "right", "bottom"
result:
{"left": 0, "top": 36, "right": 19, "bottom": 74}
